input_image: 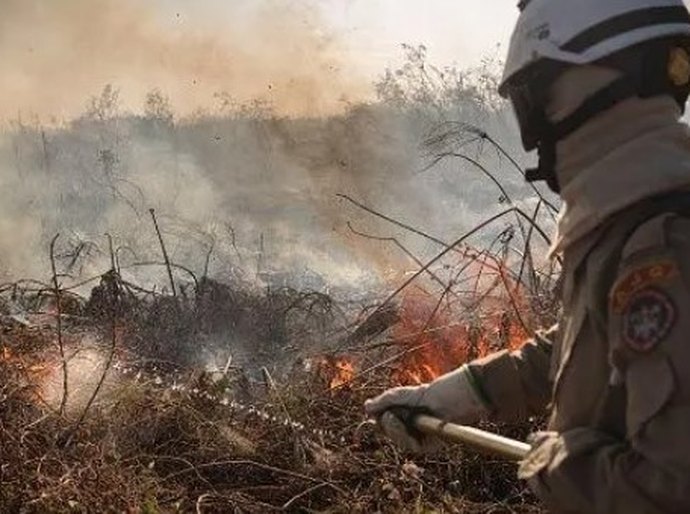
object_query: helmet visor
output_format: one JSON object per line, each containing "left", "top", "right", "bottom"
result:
{"left": 503, "top": 63, "right": 562, "bottom": 151}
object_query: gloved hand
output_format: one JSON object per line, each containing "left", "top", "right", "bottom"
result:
{"left": 518, "top": 431, "right": 558, "bottom": 482}
{"left": 364, "top": 365, "right": 489, "bottom": 452}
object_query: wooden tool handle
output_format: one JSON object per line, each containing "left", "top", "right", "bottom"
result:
{"left": 413, "top": 414, "right": 530, "bottom": 461}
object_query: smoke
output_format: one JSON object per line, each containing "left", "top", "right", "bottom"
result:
{"left": 0, "top": 3, "right": 539, "bottom": 294}
{"left": 0, "top": 112, "right": 415, "bottom": 288}
{"left": 39, "top": 337, "right": 114, "bottom": 415}
{"left": 0, "top": 0, "right": 371, "bottom": 121}
{"left": 0, "top": 104, "right": 534, "bottom": 291}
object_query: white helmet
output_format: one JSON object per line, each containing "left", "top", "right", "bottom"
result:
{"left": 500, "top": 0, "right": 690, "bottom": 96}
{"left": 499, "top": 0, "right": 690, "bottom": 193}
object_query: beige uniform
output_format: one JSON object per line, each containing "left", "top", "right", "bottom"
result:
{"left": 469, "top": 198, "right": 690, "bottom": 513}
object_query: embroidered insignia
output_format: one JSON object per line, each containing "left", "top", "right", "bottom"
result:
{"left": 612, "top": 261, "right": 678, "bottom": 314}
{"left": 622, "top": 288, "right": 676, "bottom": 352}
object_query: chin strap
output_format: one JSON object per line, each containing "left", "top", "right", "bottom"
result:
{"left": 526, "top": 76, "right": 642, "bottom": 194}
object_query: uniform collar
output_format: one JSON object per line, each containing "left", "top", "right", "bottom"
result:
{"left": 550, "top": 96, "right": 690, "bottom": 255}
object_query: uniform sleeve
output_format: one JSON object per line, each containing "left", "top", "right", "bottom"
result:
{"left": 466, "top": 324, "right": 556, "bottom": 422}
{"left": 519, "top": 215, "right": 690, "bottom": 514}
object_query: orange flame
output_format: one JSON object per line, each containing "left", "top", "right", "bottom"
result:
{"left": 317, "top": 355, "right": 355, "bottom": 390}
{"left": 330, "top": 358, "right": 355, "bottom": 390}
{"left": 390, "top": 289, "right": 529, "bottom": 386}
{"left": 315, "top": 270, "right": 532, "bottom": 389}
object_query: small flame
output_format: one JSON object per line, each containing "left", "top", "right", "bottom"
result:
{"left": 316, "top": 355, "right": 355, "bottom": 390}
{"left": 330, "top": 359, "right": 354, "bottom": 389}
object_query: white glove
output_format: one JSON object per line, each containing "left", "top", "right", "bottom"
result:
{"left": 364, "top": 365, "right": 488, "bottom": 452}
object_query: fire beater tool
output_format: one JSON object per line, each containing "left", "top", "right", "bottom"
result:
{"left": 385, "top": 408, "right": 531, "bottom": 461}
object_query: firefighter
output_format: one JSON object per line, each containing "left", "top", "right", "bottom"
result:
{"left": 365, "top": 1, "right": 690, "bottom": 512}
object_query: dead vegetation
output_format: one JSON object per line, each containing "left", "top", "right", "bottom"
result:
{"left": 0, "top": 310, "right": 545, "bottom": 514}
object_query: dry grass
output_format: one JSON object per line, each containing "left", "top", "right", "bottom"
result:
{"left": 0, "top": 307, "right": 548, "bottom": 514}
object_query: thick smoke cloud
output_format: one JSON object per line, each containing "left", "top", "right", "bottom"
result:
{"left": 0, "top": 0, "right": 371, "bottom": 121}
{"left": 0, "top": 106, "right": 537, "bottom": 290}
{"left": 0, "top": 2, "right": 541, "bottom": 294}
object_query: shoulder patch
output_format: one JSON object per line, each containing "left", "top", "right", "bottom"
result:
{"left": 611, "top": 260, "right": 679, "bottom": 313}
{"left": 622, "top": 288, "right": 676, "bottom": 353}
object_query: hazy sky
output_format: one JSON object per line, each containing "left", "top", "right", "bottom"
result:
{"left": 1, "top": 0, "right": 518, "bottom": 120}
{"left": 321, "top": 0, "right": 515, "bottom": 71}
{"left": 164, "top": 0, "right": 516, "bottom": 74}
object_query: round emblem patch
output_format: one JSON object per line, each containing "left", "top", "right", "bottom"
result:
{"left": 622, "top": 288, "right": 676, "bottom": 352}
